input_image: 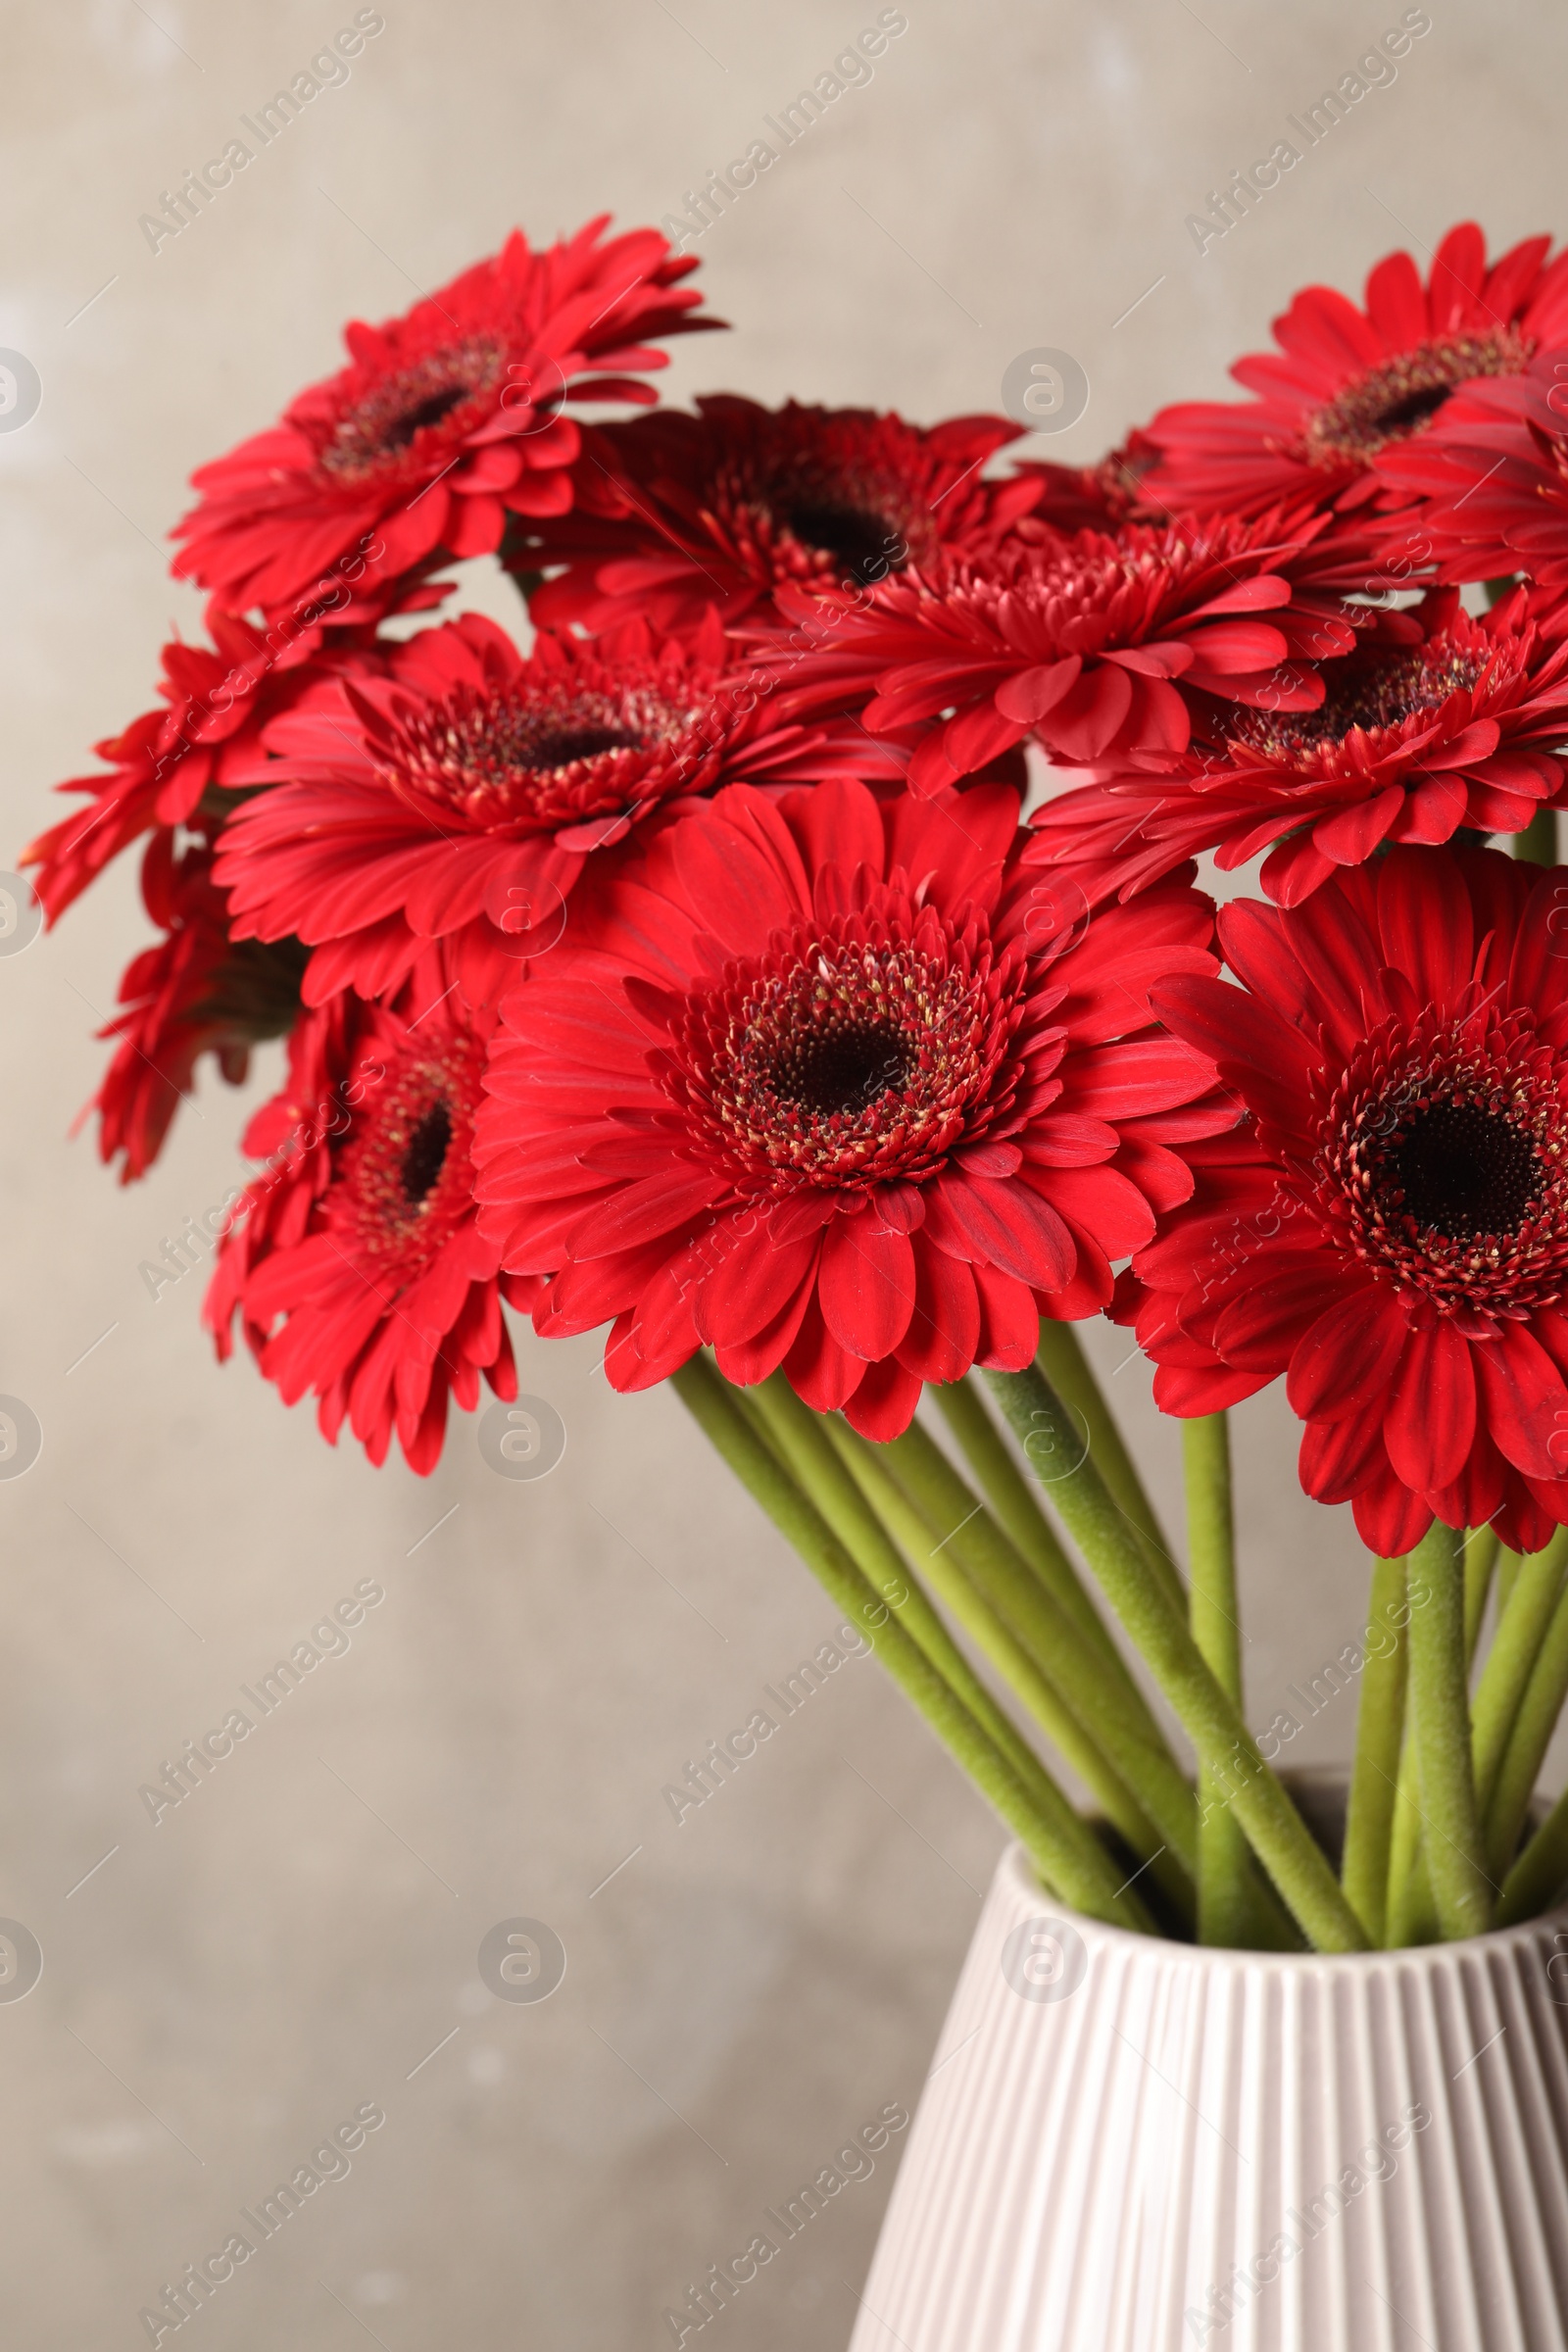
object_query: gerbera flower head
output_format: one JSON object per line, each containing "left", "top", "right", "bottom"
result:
{"left": 213, "top": 609, "right": 907, "bottom": 1009}
{"left": 473, "top": 777, "right": 1235, "bottom": 1440}
{"left": 1122, "top": 845, "right": 1568, "bottom": 1555}
{"left": 205, "top": 948, "right": 531, "bottom": 1473}
{"left": 21, "top": 601, "right": 366, "bottom": 922}
{"left": 516, "top": 396, "right": 1042, "bottom": 635}
{"left": 1375, "top": 349, "right": 1568, "bottom": 587}
{"left": 769, "top": 510, "right": 1368, "bottom": 793}
{"left": 1143, "top": 222, "right": 1568, "bottom": 517}
{"left": 172, "top": 220, "right": 718, "bottom": 623}
{"left": 1027, "top": 583, "right": 1568, "bottom": 906}
{"left": 90, "top": 835, "right": 306, "bottom": 1182}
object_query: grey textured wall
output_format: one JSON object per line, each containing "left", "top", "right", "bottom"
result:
{"left": 3, "top": 2, "right": 1564, "bottom": 2345}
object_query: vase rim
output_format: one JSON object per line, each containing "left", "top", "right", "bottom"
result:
{"left": 998, "top": 1838, "right": 1568, "bottom": 1972}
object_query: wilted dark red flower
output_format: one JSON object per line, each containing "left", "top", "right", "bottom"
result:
{"left": 516, "top": 397, "right": 1041, "bottom": 635}
{"left": 21, "top": 603, "right": 367, "bottom": 922}
{"left": 767, "top": 511, "right": 1367, "bottom": 793}
{"left": 213, "top": 610, "right": 907, "bottom": 1008}
{"left": 1375, "top": 350, "right": 1568, "bottom": 588}
{"left": 473, "top": 778, "right": 1233, "bottom": 1439}
{"left": 90, "top": 835, "right": 306, "bottom": 1182}
{"left": 206, "top": 947, "right": 531, "bottom": 1473}
{"left": 1027, "top": 585, "right": 1568, "bottom": 906}
{"left": 1121, "top": 847, "right": 1568, "bottom": 1555}
{"left": 1143, "top": 223, "right": 1568, "bottom": 517}
{"left": 172, "top": 220, "right": 717, "bottom": 623}
{"left": 1009, "top": 429, "right": 1163, "bottom": 533}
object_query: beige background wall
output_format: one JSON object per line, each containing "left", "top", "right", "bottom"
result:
{"left": 3, "top": 2, "right": 1564, "bottom": 2343}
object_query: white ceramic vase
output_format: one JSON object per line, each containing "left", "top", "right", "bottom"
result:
{"left": 849, "top": 1801, "right": 1568, "bottom": 2351}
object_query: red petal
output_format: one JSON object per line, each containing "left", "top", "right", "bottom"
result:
{"left": 1384, "top": 1321, "right": 1477, "bottom": 1494}
{"left": 1287, "top": 1287, "right": 1407, "bottom": 1422}
{"left": 1152, "top": 1359, "right": 1271, "bottom": 1413}
{"left": 783, "top": 1299, "right": 864, "bottom": 1413}
{"left": 923, "top": 1175, "right": 1076, "bottom": 1291}
{"left": 1311, "top": 786, "right": 1404, "bottom": 866}
{"left": 843, "top": 1355, "right": 923, "bottom": 1441}
{"left": 817, "top": 1217, "right": 915, "bottom": 1360}
{"left": 1299, "top": 1409, "right": 1386, "bottom": 1506}
{"left": 994, "top": 659, "right": 1083, "bottom": 724}
{"left": 1351, "top": 1464, "right": 1435, "bottom": 1559}
{"left": 695, "top": 1227, "right": 818, "bottom": 1347}
{"left": 1211, "top": 1261, "right": 1335, "bottom": 1372}
{"left": 897, "top": 1245, "right": 981, "bottom": 1384}
{"left": 564, "top": 1167, "right": 716, "bottom": 1258}
{"left": 710, "top": 1279, "right": 816, "bottom": 1387}
{"left": 1037, "top": 662, "right": 1134, "bottom": 760}
{"left": 1376, "top": 846, "right": 1474, "bottom": 1004}
{"left": 670, "top": 805, "right": 801, "bottom": 954}
{"left": 1474, "top": 1325, "right": 1568, "bottom": 1480}
{"left": 972, "top": 1263, "right": 1043, "bottom": 1370}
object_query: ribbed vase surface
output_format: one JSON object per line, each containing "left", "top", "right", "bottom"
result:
{"left": 849, "top": 1841, "right": 1568, "bottom": 2351}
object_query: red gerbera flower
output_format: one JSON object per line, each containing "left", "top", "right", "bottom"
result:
{"left": 1121, "top": 846, "right": 1568, "bottom": 1556}
{"left": 172, "top": 220, "right": 718, "bottom": 623}
{"left": 90, "top": 835, "right": 306, "bottom": 1182}
{"left": 205, "top": 949, "right": 530, "bottom": 1472}
{"left": 764, "top": 511, "right": 1367, "bottom": 793}
{"left": 213, "top": 610, "right": 908, "bottom": 1009}
{"left": 1143, "top": 222, "right": 1568, "bottom": 517}
{"left": 1375, "top": 350, "right": 1568, "bottom": 587}
{"left": 21, "top": 603, "right": 368, "bottom": 922}
{"left": 472, "top": 777, "right": 1234, "bottom": 1440}
{"left": 1026, "top": 585, "right": 1568, "bottom": 906}
{"left": 516, "top": 397, "right": 1041, "bottom": 635}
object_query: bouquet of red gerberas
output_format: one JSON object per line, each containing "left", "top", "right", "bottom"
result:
{"left": 35, "top": 213, "right": 1568, "bottom": 1954}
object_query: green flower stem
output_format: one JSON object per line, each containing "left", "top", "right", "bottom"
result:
{"left": 1471, "top": 1530, "right": 1568, "bottom": 1818}
{"left": 745, "top": 1376, "right": 1106, "bottom": 1872}
{"left": 1485, "top": 1569, "right": 1568, "bottom": 1885}
{"left": 984, "top": 1362, "right": 1369, "bottom": 1952}
{"left": 1341, "top": 1554, "right": 1409, "bottom": 1944}
{"left": 827, "top": 1418, "right": 1194, "bottom": 1930}
{"left": 869, "top": 1418, "right": 1200, "bottom": 1880}
{"left": 1384, "top": 1517, "right": 1457, "bottom": 1944}
{"left": 670, "top": 1358, "right": 1146, "bottom": 1927}
{"left": 1035, "top": 1321, "right": 1187, "bottom": 1619}
{"left": 1495, "top": 1546, "right": 1524, "bottom": 1626}
{"left": 1463, "top": 1526, "right": 1501, "bottom": 1667}
{"left": 930, "top": 1377, "right": 1127, "bottom": 1676}
{"left": 1183, "top": 1414, "right": 1256, "bottom": 1946}
{"left": 1515, "top": 807, "right": 1558, "bottom": 865}
{"left": 1405, "top": 1521, "right": 1494, "bottom": 1939}
{"left": 1384, "top": 1740, "right": 1438, "bottom": 1948}
{"left": 1497, "top": 1781, "right": 1568, "bottom": 1927}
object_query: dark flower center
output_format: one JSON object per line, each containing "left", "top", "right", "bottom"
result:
{"left": 708, "top": 438, "right": 927, "bottom": 584}
{"left": 1301, "top": 327, "right": 1531, "bottom": 466}
{"left": 336, "top": 1037, "right": 483, "bottom": 1273}
{"left": 320, "top": 336, "right": 507, "bottom": 482}
{"left": 1317, "top": 1016, "right": 1568, "bottom": 1323}
{"left": 667, "top": 911, "right": 1036, "bottom": 1196}
{"left": 1386, "top": 1101, "right": 1543, "bottom": 1240}
{"left": 376, "top": 680, "right": 699, "bottom": 831}
{"left": 523, "top": 725, "right": 645, "bottom": 767}
{"left": 383, "top": 386, "right": 469, "bottom": 452}
{"left": 782, "top": 501, "right": 903, "bottom": 582}
{"left": 1376, "top": 382, "right": 1457, "bottom": 436}
{"left": 400, "top": 1101, "right": 454, "bottom": 1205}
{"left": 1228, "top": 633, "right": 1488, "bottom": 765}
{"left": 769, "top": 1018, "right": 912, "bottom": 1116}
